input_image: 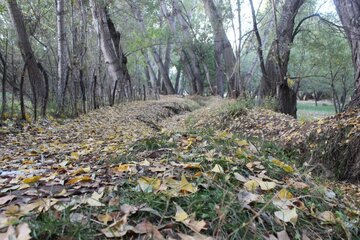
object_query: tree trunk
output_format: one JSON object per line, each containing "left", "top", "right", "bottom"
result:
{"left": 0, "top": 45, "right": 7, "bottom": 123}
{"left": 160, "top": 0, "right": 204, "bottom": 95}
{"left": 56, "top": 0, "right": 67, "bottom": 113}
{"left": 203, "top": 0, "right": 239, "bottom": 98}
{"left": 7, "top": 0, "right": 46, "bottom": 120}
{"left": 89, "top": 0, "right": 126, "bottom": 106}
{"left": 334, "top": 0, "right": 360, "bottom": 109}
{"left": 259, "top": 0, "right": 304, "bottom": 118}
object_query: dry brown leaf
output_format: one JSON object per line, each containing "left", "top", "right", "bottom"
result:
{"left": 0, "top": 223, "right": 31, "bottom": 240}
{"left": 0, "top": 195, "right": 16, "bottom": 205}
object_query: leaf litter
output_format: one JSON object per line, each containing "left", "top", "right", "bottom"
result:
{"left": 0, "top": 96, "right": 359, "bottom": 239}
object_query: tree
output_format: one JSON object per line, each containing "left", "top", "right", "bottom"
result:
{"left": 56, "top": 0, "right": 67, "bottom": 113}
{"left": 6, "top": 0, "right": 47, "bottom": 120}
{"left": 333, "top": 0, "right": 360, "bottom": 109}
{"left": 89, "top": 0, "right": 130, "bottom": 106}
{"left": 127, "top": 1, "right": 175, "bottom": 94}
{"left": 259, "top": 0, "right": 305, "bottom": 118}
{"left": 203, "top": 0, "right": 239, "bottom": 97}
{"left": 159, "top": 0, "right": 204, "bottom": 95}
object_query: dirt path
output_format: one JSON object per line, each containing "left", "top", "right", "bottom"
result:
{"left": 160, "top": 96, "right": 226, "bottom": 133}
{"left": 0, "top": 96, "right": 199, "bottom": 197}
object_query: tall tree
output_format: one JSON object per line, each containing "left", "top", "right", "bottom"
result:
{"left": 334, "top": 0, "right": 360, "bottom": 109}
{"left": 127, "top": 1, "right": 175, "bottom": 94}
{"left": 56, "top": 0, "right": 67, "bottom": 113}
{"left": 203, "top": 0, "right": 239, "bottom": 98}
{"left": 160, "top": 0, "right": 204, "bottom": 95}
{"left": 0, "top": 46, "right": 6, "bottom": 123}
{"left": 6, "top": 0, "right": 47, "bottom": 120}
{"left": 259, "top": 0, "right": 305, "bottom": 118}
{"left": 89, "top": 0, "right": 129, "bottom": 106}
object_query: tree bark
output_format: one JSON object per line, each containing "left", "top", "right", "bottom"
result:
{"left": 89, "top": 0, "right": 126, "bottom": 106}
{"left": 6, "top": 0, "right": 46, "bottom": 120}
{"left": 259, "top": 0, "right": 304, "bottom": 118}
{"left": 203, "top": 0, "right": 239, "bottom": 98}
{"left": 0, "top": 45, "right": 7, "bottom": 123}
{"left": 334, "top": 0, "right": 360, "bottom": 109}
{"left": 160, "top": 0, "right": 204, "bottom": 94}
{"left": 56, "top": 0, "right": 67, "bottom": 113}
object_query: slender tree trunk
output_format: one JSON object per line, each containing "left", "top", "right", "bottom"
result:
{"left": 160, "top": 0, "right": 204, "bottom": 94}
{"left": 128, "top": 2, "right": 176, "bottom": 94}
{"left": 89, "top": 0, "right": 126, "bottom": 106}
{"left": 0, "top": 43, "right": 7, "bottom": 123}
{"left": 334, "top": 0, "right": 360, "bottom": 109}
{"left": 7, "top": 0, "right": 46, "bottom": 120}
{"left": 203, "top": 0, "right": 239, "bottom": 97}
{"left": 56, "top": 0, "right": 67, "bottom": 113}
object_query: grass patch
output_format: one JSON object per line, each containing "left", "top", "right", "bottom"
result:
{"left": 297, "top": 101, "right": 335, "bottom": 120}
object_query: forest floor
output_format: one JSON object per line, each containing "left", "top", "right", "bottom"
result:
{"left": 0, "top": 96, "right": 359, "bottom": 240}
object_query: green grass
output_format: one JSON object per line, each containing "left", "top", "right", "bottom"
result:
{"left": 25, "top": 122, "right": 358, "bottom": 239}
{"left": 297, "top": 101, "right": 335, "bottom": 120}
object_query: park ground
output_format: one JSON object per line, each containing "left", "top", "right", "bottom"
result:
{"left": 0, "top": 96, "right": 359, "bottom": 239}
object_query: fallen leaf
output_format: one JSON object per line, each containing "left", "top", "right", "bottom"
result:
{"left": 71, "top": 167, "right": 91, "bottom": 176}
{"left": 278, "top": 189, "right": 294, "bottom": 200}
{"left": 238, "top": 190, "right": 263, "bottom": 206}
{"left": 0, "top": 222, "right": 31, "bottom": 240}
{"left": 258, "top": 181, "right": 276, "bottom": 191}
{"left": 121, "top": 204, "right": 139, "bottom": 215}
{"left": 22, "top": 176, "right": 41, "bottom": 184}
{"left": 179, "top": 175, "right": 198, "bottom": 194}
{"left": 211, "top": 164, "right": 224, "bottom": 174}
{"left": 101, "top": 216, "right": 134, "bottom": 238}
{"left": 318, "top": 211, "right": 336, "bottom": 224}
{"left": 70, "top": 213, "right": 87, "bottom": 224}
{"left": 183, "top": 218, "right": 207, "bottom": 233}
{"left": 66, "top": 176, "right": 92, "bottom": 185}
{"left": 244, "top": 180, "right": 259, "bottom": 192}
{"left": 234, "top": 173, "right": 248, "bottom": 182}
{"left": 114, "top": 164, "right": 131, "bottom": 172}
{"left": 178, "top": 233, "right": 214, "bottom": 240}
{"left": 274, "top": 208, "right": 298, "bottom": 225}
{"left": 277, "top": 230, "right": 291, "bottom": 240}
{"left": 174, "top": 203, "right": 189, "bottom": 222}
{"left": 134, "top": 221, "right": 165, "bottom": 240}
{"left": 0, "top": 195, "right": 16, "bottom": 205}
{"left": 97, "top": 213, "right": 113, "bottom": 224}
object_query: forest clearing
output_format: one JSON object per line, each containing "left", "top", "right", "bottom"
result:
{"left": 0, "top": 0, "right": 360, "bottom": 239}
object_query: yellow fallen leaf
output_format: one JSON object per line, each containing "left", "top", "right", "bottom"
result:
{"left": 174, "top": 204, "right": 189, "bottom": 222}
{"left": 22, "top": 176, "right": 41, "bottom": 184}
{"left": 179, "top": 175, "right": 198, "bottom": 194}
{"left": 244, "top": 180, "right": 259, "bottom": 192}
{"left": 258, "top": 181, "right": 276, "bottom": 191}
{"left": 114, "top": 164, "right": 131, "bottom": 172}
{"left": 278, "top": 188, "right": 293, "bottom": 200}
{"left": 211, "top": 164, "right": 224, "bottom": 174}
{"left": 71, "top": 167, "right": 91, "bottom": 176}
{"left": 97, "top": 213, "right": 113, "bottom": 224}
{"left": 70, "top": 152, "right": 80, "bottom": 160}
{"left": 274, "top": 208, "right": 298, "bottom": 225}
{"left": 139, "top": 160, "right": 150, "bottom": 166}
{"left": 137, "top": 177, "right": 161, "bottom": 192}
{"left": 66, "top": 176, "right": 92, "bottom": 185}
{"left": 184, "top": 163, "right": 201, "bottom": 169}
{"left": 236, "top": 139, "right": 248, "bottom": 146}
